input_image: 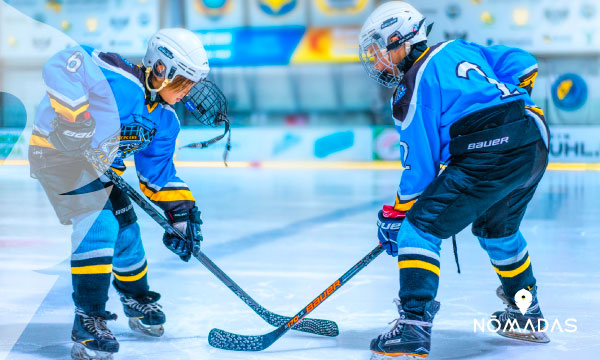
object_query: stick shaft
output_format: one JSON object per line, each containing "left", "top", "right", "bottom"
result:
{"left": 86, "top": 154, "right": 338, "bottom": 336}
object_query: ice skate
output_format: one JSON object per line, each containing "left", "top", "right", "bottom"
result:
{"left": 370, "top": 299, "right": 440, "bottom": 359}
{"left": 119, "top": 290, "right": 166, "bottom": 337}
{"left": 491, "top": 285, "right": 550, "bottom": 343}
{"left": 71, "top": 308, "right": 119, "bottom": 360}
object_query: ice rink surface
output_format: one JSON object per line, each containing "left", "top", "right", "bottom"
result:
{"left": 1, "top": 164, "right": 599, "bottom": 360}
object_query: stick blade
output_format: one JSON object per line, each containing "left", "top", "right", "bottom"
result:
{"left": 267, "top": 313, "right": 339, "bottom": 337}
{"left": 208, "top": 328, "right": 272, "bottom": 351}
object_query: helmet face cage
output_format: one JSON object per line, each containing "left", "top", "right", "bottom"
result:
{"left": 359, "top": 36, "right": 402, "bottom": 88}
{"left": 183, "top": 80, "right": 228, "bottom": 127}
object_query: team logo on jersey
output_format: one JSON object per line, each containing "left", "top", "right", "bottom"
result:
{"left": 195, "top": 0, "right": 233, "bottom": 18}
{"left": 315, "top": 0, "right": 369, "bottom": 15}
{"left": 118, "top": 121, "right": 156, "bottom": 156}
{"left": 394, "top": 84, "right": 407, "bottom": 103}
{"left": 552, "top": 73, "right": 588, "bottom": 111}
{"left": 258, "top": 0, "right": 297, "bottom": 17}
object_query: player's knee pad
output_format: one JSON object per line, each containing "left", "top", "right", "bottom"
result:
{"left": 71, "top": 209, "right": 119, "bottom": 254}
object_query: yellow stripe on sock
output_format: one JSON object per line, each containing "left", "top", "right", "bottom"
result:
{"left": 113, "top": 264, "right": 148, "bottom": 282}
{"left": 493, "top": 257, "right": 531, "bottom": 278}
{"left": 71, "top": 264, "right": 112, "bottom": 275}
{"left": 398, "top": 260, "right": 440, "bottom": 276}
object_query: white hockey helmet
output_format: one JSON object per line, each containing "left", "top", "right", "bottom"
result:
{"left": 143, "top": 28, "right": 210, "bottom": 100}
{"left": 359, "top": 1, "right": 427, "bottom": 88}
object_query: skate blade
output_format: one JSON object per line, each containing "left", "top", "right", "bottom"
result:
{"left": 128, "top": 318, "right": 164, "bottom": 337}
{"left": 71, "top": 342, "right": 115, "bottom": 360}
{"left": 497, "top": 329, "right": 550, "bottom": 343}
{"left": 371, "top": 350, "right": 428, "bottom": 359}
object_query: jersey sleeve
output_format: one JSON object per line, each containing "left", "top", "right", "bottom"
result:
{"left": 475, "top": 43, "right": 538, "bottom": 95}
{"left": 42, "top": 47, "right": 95, "bottom": 123}
{"left": 41, "top": 46, "right": 122, "bottom": 162}
{"left": 134, "top": 108, "right": 195, "bottom": 213}
{"left": 393, "top": 74, "right": 442, "bottom": 212}
{"left": 394, "top": 104, "right": 441, "bottom": 212}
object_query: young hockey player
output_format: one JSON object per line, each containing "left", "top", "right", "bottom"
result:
{"left": 359, "top": 2, "right": 550, "bottom": 358}
{"left": 29, "top": 28, "right": 219, "bottom": 359}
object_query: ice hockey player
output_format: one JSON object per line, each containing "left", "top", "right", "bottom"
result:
{"left": 358, "top": 2, "right": 550, "bottom": 358}
{"left": 29, "top": 28, "right": 218, "bottom": 359}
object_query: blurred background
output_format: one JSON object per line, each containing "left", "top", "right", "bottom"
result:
{"left": 1, "top": 0, "right": 599, "bottom": 163}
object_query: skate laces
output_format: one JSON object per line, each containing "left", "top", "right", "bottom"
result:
{"left": 121, "top": 296, "right": 163, "bottom": 314}
{"left": 76, "top": 308, "right": 117, "bottom": 339}
{"left": 381, "top": 299, "right": 432, "bottom": 340}
{"left": 499, "top": 301, "right": 540, "bottom": 322}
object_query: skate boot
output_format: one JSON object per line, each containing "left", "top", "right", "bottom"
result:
{"left": 119, "top": 290, "right": 165, "bottom": 337}
{"left": 370, "top": 299, "right": 440, "bottom": 359}
{"left": 491, "top": 285, "right": 550, "bottom": 343}
{"left": 71, "top": 308, "right": 119, "bottom": 360}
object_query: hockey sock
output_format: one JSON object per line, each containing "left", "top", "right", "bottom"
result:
{"left": 112, "top": 222, "right": 150, "bottom": 297}
{"left": 70, "top": 210, "right": 119, "bottom": 314}
{"left": 478, "top": 231, "right": 536, "bottom": 299}
{"left": 396, "top": 219, "right": 442, "bottom": 314}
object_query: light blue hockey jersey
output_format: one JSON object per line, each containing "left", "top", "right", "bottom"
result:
{"left": 391, "top": 40, "right": 548, "bottom": 211}
{"left": 30, "top": 46, "right": 195, "bottom": 212}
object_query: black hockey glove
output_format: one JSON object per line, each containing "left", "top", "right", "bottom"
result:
{"left": 163, "top": 206, "right": 203, "bottom": 262}
{"left": 47, "top": 113, "right": 96, "bottom": 157}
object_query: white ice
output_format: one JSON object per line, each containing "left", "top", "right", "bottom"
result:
{"left": 1, "top": 165, "right": 599, "bottom": 360}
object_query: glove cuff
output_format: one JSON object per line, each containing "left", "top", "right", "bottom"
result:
{"left": 166, "top": 206, "right": 202, "bottom": 224}
{"left": 382, "top": 205, "right": 406, "bottom": 219}
{"left": 165, "top": 209, "right": 190, "bottom": 223}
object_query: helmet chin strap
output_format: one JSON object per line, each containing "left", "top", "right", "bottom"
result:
{"left": 397, "top": 41, "right": 428, "bottom": 74}
{"left": 145, "top": 67, "right": 171, "bottom": 102}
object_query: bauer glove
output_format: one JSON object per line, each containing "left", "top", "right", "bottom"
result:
{"left": 163, "top": 206, "right": 203, "bottom": 262}
{"left": 47, "top": 112, "right": 95, "bottom": 157}
{"left": 377, "top": 205, "right": 406, "bottom": 256}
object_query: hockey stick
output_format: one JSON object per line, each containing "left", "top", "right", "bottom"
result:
{"left": 208, "top": 244, "right": 385, "bottom": 351}
{"left": 84, "top": 150, "right": 339, "bottom": 337}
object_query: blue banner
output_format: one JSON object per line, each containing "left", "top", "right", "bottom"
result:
{"left": 196, "top": 27, "right": 305, "bottom": 66}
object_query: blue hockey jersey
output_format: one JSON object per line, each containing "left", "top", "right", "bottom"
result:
{"left": 391, "top": 40, "right": 549, "bottom": 211}
{"left": 30, "top": 46, "right": 194, "bottom": 212}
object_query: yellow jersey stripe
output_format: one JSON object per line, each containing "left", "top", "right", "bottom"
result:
{"left": 519, "top": 72, "right": 538, "bottom": 88}
{"left": 493, "top": 257, "right": 531, "bottom": 278}
{"left": 71, "top": 264, "right": 112, "bottom": 275}
{"left": 525, "top": 106, "right": 544, "bottom": 117}
{"left": 29, "top": 134, "right": 55, "bottom": 149}
{"left": 394, "top": 197, "right": 416, "bottom": 212}
{"left": 398, "top": 260, "right": 440, "bottom": 276}
{"left": 113, "top": 265, "right": 148, "bottom": 282}
{"left": 49, "top": 98, "right": 89, "bottom": 123}
{"left": 139, "top": 183, "right": 195, "bottom": 202}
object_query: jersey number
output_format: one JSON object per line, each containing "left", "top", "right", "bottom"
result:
{"left": 457, "top": 61, "right": 522, "bottom": 99}
{"left": 66, "top": 51, "right": 83, "bottom": 73}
